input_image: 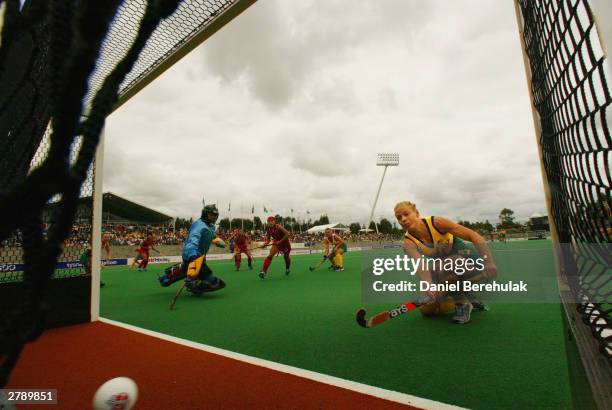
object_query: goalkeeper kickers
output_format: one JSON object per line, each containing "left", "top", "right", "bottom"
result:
{"left": 158, "top": 263, "right": 186, "bottom": 287}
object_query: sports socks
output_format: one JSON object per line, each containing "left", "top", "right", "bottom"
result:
{"left": 335, "top": 253, "right": 343, "bottom": 269}
{"left": 262, "top": 256, "right": 272, "bottom": 273}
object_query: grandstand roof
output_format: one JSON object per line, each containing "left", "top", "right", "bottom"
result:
{"left": 306, "top": 223, "right": 349, "bottom": 233}
{"left": 102, "top": 192, "right": 173, "bottom": 225}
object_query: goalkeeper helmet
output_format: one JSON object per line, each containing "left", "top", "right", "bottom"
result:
{"left": 201, "top": 204, "right": 219, "bottom": 224}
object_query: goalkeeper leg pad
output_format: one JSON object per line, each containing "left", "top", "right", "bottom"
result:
{"left": 159, "top": 263, "right": 186, "bottom": 287}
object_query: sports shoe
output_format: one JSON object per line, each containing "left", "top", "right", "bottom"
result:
{"left": 334, "top": 267, "right": 345, "bottom": 272}
{"left": 258, "top": 271, "right": 266, "bottom": 280}
{"left": 465, "top": 292, "right": 487, "bottom": 311}
{"left": 285, "top": 269, "right": 290, "bottom": 276}
{"left": 453, "top": 303, "right": 473, "bottom": 324}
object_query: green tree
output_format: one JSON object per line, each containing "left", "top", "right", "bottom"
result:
{"left": 272, "top": 214, "right": 281, "bottom": 225}
{"left": 499, "top": 208, "right": 515, "bottom": 228}
{"left": 218, "top": 218, "right": 230, "bottom": 231}
{"left": 368, "top": 221, "right": 377, "bottom": 231}
{"left": 458, "top": 220, "right": 474, "bottom": 229}
{"left": 313, "top": 215, "right": 330, "bottom": 226}
{"left": 253, "top": 216, "right": 262, "bottom": 230}
{"left": 349, "top": 222, "right": 361, "bottom": 234}
{"left": 174, "top": 218, "right": 193, "bottom": 230}
{"left": 379, "top": 218, "right": 393, "bottom": 234}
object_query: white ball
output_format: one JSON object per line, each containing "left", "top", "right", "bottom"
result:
{"left": 92, "top": 377, "right": 138, "bottom": 410}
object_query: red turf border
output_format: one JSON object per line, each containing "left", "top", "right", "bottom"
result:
{"left": 8, "top": 321, "right": 420, "bottom": 409}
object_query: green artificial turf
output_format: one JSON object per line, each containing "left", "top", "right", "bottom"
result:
{"left": 101, "top": 240, "right": 572, "bottom": 409}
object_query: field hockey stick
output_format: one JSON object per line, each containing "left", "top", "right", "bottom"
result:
{"left": 356, "top": 297, "right": 432, "bottom": 328}
{"left": 309, "top": 253, "right": 334, "bottom": 271}
{"left": 249, "top": 243, "right": 270, "bottom": 251}
{"left": 356, "top": 272, "right": 488, "bottom": 328}
{"left": 169, "top": 282, "right": 186, "bottom": 310}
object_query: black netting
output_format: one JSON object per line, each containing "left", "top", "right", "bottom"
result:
{"left": 86, "top": 0, "right": 235, "bottom": 110}
{"left": 0, "top": 127, "right": 95, "bottom": 284}
{"left": 0, "top": 0, "right": 252, "bottom": 388}
{"left": 1, "top": 0, "right": 246, "bottom": 284}
{"left": 518, "top": 0, "right": 611, "bottom": 361}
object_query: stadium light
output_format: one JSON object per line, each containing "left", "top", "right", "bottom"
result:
{"left": 369, "top": 153, "right": 399, "bottom": 234}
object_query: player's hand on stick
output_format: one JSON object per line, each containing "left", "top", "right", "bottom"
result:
{"left": 483, "top": 263, "right": 497, "bottom": 279}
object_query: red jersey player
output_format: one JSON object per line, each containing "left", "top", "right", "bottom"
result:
{"left": 259, "top": 216, "right": 291, "bottom": 279}
{"left": 137, "top": 232, "right": 159, "bottom": 271}
{"left": 228, "top": 228, "right": 253, "bottom": 271}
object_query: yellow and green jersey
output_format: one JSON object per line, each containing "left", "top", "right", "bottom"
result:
{"left": 404, "top": 216, "right": 478, "bottom": 259}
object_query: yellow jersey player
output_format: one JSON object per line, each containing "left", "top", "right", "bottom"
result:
{"left": 394, "top": 201, "right": 497, "bottom": 324}
{"left": 323, "top": 228, "right": 348, "bottom": 271}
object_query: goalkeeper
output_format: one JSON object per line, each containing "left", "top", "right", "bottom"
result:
{"left": 180, "top": 204, "right": 227, "bottom": 294}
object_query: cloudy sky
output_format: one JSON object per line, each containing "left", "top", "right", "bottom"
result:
{"left": 104, "top": 0, "right": 548, "bottom": 225}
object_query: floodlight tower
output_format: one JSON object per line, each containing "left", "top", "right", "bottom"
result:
{"left": 368, "top": 153, "right": 399, "bottom": 234}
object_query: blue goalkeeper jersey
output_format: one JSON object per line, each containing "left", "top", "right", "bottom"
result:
{"left": 182, "top": 219, "right": 216, "bottom": 262}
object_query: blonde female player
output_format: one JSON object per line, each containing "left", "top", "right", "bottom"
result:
{"left": 323, "top": 228, "right": 347, "bottom": 271}
{"left": 394, "top": 201, "right": 497, "bottom": 324}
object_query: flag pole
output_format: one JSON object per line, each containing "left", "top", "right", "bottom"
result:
{"left": 252, "top": 204, "right": 255, "bottom": 234}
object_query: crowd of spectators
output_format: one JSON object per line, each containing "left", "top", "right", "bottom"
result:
{"left": 3, "top": 223, "right": 403, "bottom": 250}
{"left": 215, "top": 229, "right": 400, "bottom": 246}
{"left": 98, "top": 224, "right": 401, "bottom": 248}
{"left": 101, "top": 224, "right": 187, "bottom": 246}
{"left": 56, "top": 223, "right": 541, "bottom": 251}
